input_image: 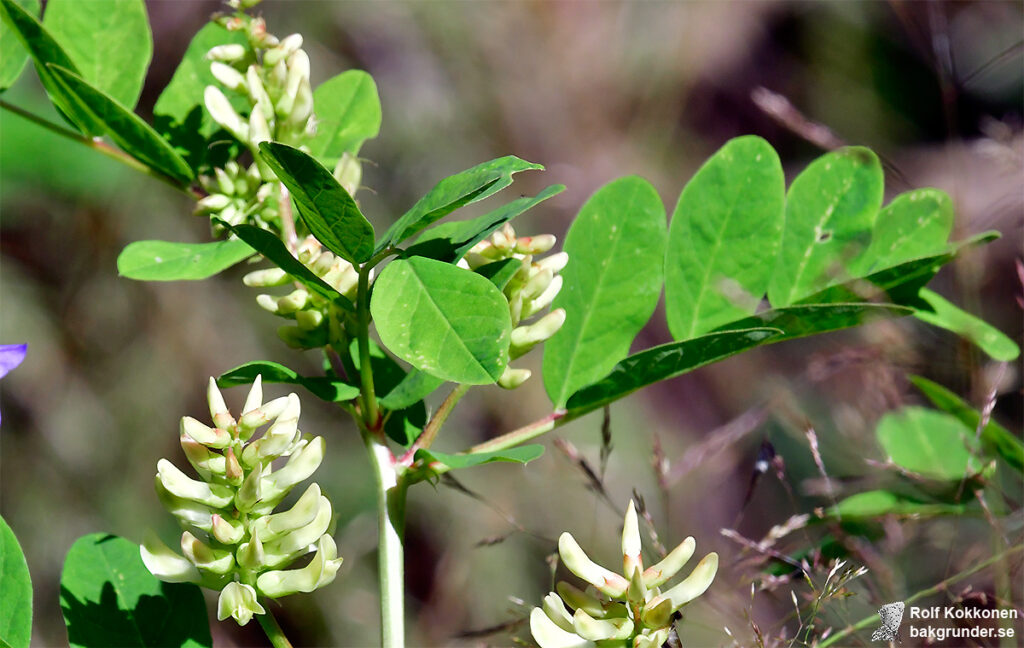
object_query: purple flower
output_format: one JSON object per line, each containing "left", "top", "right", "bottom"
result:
{"left": 0, "top": 344, "right": 27, "bottom": 425}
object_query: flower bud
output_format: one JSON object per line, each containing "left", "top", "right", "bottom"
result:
{"left": 333, "top": 153, "right": 362, "bottom": 197}
{"left": 234, "top": 462, "right": 264, "bottom": 512}
{"left": 555, "top": 581, "right": 604, "bottom": 618}
{"left": 644, "top": 552, "right": 718, "bottom": 617}
{"left": 295, "top": 309, "right": 324, "bottom": 331}
{"left": 249, "top": 107, "right": 272, "bottom": 148}
{"left": 194, "top": 193, "right": 232, "bottom": 215}
{"left": 181, "top": 416, "right": 231, "bottom": 449}
{"left": 250, "top": 483, "right": 321, "bottom": 543}
{"left": 511, "top": 309, "right": 566, "bottom": 358}
{"left": 529, "top": 608, "right": 595, "bottom": 648}
{"left": 141, "top": 531, "right": 202, "bottom": 584}
{"left": 242, "top": 375, "right": 263, "bottom": 418}
{"left": 204, "top": 86, "right": 248, "bottom": 141}
{"left": 535, "top": 251, "right": 569, "bottom": 274}
{"left": 276, "top": 289, "right": 310, "bottom": 314}
{"left": 516, "top": 234, "right": 556, "bottom": 255}
{"left": 283, "top": 78, "right": 313, "bottom": 129}
{"left": 260, "top": 436, "right": 325, "bottom": 505}
{"left": 217, "top": 582, "right": 265, "bottom": 626}
{"left": 642, "top": 536, "right": 695, "bottom": 589}
{"left": 155, "top": 480, "right": 216, "bottom": 533}
{"left": 256, "top": 535, "right": 342, "bottom": 598}
{"left": 239, "top": 395, "right": 291, "bottom": 433}
{"left": 621, "top": 501, "right": 642, "bottom": 576}
{"left": 498, "top": 366, "right": 531, "bottom": 389}
{"left": 243, "top": 268, "right": 290, "bottom": 287}
{"left": 558, "top": 533, "right": 628, "bottom": 598}
{"left": 210, "top": 62, "right": 246, "bottom": 91}
{"left": 263, "top": 496, "right": 331, "bottom": 557}
{"left": 522, "top": 275, "right": 563, "bottom": 319}
{"left": 208, "top": 377, "right": 235, "bottom": 430}
{"left": 157, "top": 459, "right": 234, "bottom": 509}
{"left": 236, "top": 529, "right": 265, "bottom": 571}
{"left": 211, "top": 514, "right": 246, "bottom": 545}
{"left": 181, "top": 531, "right": 235, "bottom": 575}
{"left": 572, "top": 609, "right": 633, "bottom": 642}
{"left": 541, "top": 593, "right": 575, "bottom": 633}
{"left": 264, "top": 34, "right": 303, "bottom": 66}
{"left": 207, "top": 44, "right": 246, "bottom": 62}
{"left": 180, "top": 435, "right": 226, "bottom": 480}
{"left": 224, "top": 448, "right": 244, "bottom": 485}
{"left": 246, "top": 65, "right": 274, "bottom": 121}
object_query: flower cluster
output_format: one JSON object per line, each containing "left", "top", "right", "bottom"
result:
{"left": 462, "top": 223, "right": 568, "bottom": 388}
{"left": 531, "top": 502, "right": 718, "bottom": 648}
{"left": 243, "top": 235, "right": 361, "bottom": 349}
{"left": 141, "top": 377, "right": 342, "bottom": 626}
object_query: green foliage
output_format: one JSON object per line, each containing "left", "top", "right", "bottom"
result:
{"left": 415, "top": 445, "right": 544, "bottom": 471}
{"left": 307, "top": 70, "right": 382, "bottom": 164}
{"left": 542, "top": 176, "right": 667, "bottom": 408}
{"left": 909, "top": 375, "right": 1024, "bottom": 472}
{"left": 665, "top": 136, "right": 785, "bottom": 339}
{"left": 915, "top": 288, "right": 1020, "bottom": 361}
{"left": 875, "top": 406, "right": 981, "bottom": 480}
{"left": 48, "top": 65, "right": 194, "bottom": 185}
{"left": 717, "top": 303, "right": 913, "bottom": 342}
{"left": 853, "top": 188, "right": 952, "bottom": 274}
{"left": 0, "top": 0, "right": 37, "bottom": 91}
{"left": 117, "top": 239, "right": 253, "bottom": 281}
{"left": 347, "top": 340, "right": 432, "bottom": 446}
{"left": 768, "top": 147, "right": 883, "bottom": 307}
{"left": 0, "top": 517, "right": 31, "bottom": 648}
{"left": 371, "top": 257, "right": 511, "bottom": 384}
{"left": 377, "top": 156, "right": 543, "bottom": 251}
{"left": 42, "top": 0, "right": 151, "bottom": 110}
{"left": 832, "top": 490, "right": 968, "bottom": 519}
{"left": 60, "top": 534, "right": 211, "bottom": 648}
{"left": 218, "top": 360, "right": 359, "bottom": 403}
{"left": 564, "top": 328, "right": 781, "bottom": 417}
{"left": 259, "top": 142, "right": 375, "bottom": 264}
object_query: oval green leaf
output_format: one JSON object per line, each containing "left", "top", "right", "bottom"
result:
{"left": 715, "top": 303, "right": 913, "bottom": 343}
{"left": 259, "top": 142, "right": 375, "bottom": 264}
{"left": 48, "top": 64, "right": 193, "bottom": 185}
{"left": 378, "top": 156, "right": 543, "bottom": 251}
{"left": 853, "top": 188, "right": 953, "bottom": 276}
{"left": 831, "top": 490, "right": 967, "bottom": 519}
{"left": 876, "top": 407, "right": 981, "bottom": 480}
{"left": 218, "top": 361, "right": 359, "bottom": 403}
{"left": 0, "top": 516, "right": 31, "bottom": 648}
{"left": 415, "top": 445, "right": 544, "bottom": 471}
{"left": 915, "top": 288, "right": 1020, "bottom": 362}
{"left": 564, "top": 328, "right": 782, "bottom": 417}
{"left": 768, "top": 147, "right": 883, "bottom": 307}
{"left": 307, "top": 70, "right": 381, "bottom": 164}
{"left": 0, "top": 0, "right": 38, "bottom": 91}
{"left": 117, "top": 239, "right": 253, "bottom": 281}
{"left": 60, "top": 533, "right": 211, "bottom": 648}
{"left": 42, "top": 0, "right": 151, "bottom": 109}
{"left": 371, "top": 257, "right": 512, "bottom": 384}
{"left": 542, "top": 176, "right": 667, "bottom": 408}
{"left": 666, "top": 136, "right": 785, "bottom": 339}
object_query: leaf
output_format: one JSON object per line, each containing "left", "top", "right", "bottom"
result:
{"left": 832, "top": 490, "right": 967, "bottom": 519}
{"left": 117, "top": 239, "right": 253, "bottom": 281}
{"left": 307, "top": 70, "right": 381, "bottom": 164}
{"left": 0, "top": 516, "right": 31, "bottom": 648}
{"left": 715, "top": 303, "right": 913, "bottom": 343}
{"left": 0, "top": 0, "right": 38, "bottom": 91}
{"left": 346, "top": 340, "right": 431, "bottom": 446}
{"left": 258, "top": 142, "right": 375, "bottom": 264}
{"left": 665, "top": 136, "right": 785, "bottom": 339}
{"left": 378, "top": 370, "right": 444, "bottom": 412}
{"left": 217, "top": 361, "right": 359, "bottom": 403}
{"left": 564, "top": 328, "right": 782, "bottom": 417}
{"left": 768, "top": 147, "right": 884, "bottom": 307}
{"left": 474, "top": 258, "right": 522, "bottom": 291}
{"left": 915, "top": 289, "right": 1020, "bottom": 362}
{"left": 405, "top": 185, "right": 566, "bottom": 262}
{"left": 42, "top": 0, "right": 151, "bottom": 109}
{"left": 542, "top": 176, "right": 667, "bottom": 408}
{"left": 223, "top": 224, "right": 354, "bottom": 312}
{"left": 371, "top": 257, "right": 512, "bottom": 385}
{"left": 415, "top": 445, "right": 544, "bottom": 471}
{"left": 0, "top": 0, "right": 102, "bottom": 134}
{"left": 60, "top": 533, "right": 211, "bottom": 648}
{"left": 853, "top": 188, "right": 953, "bottom": 275}
{"left": 152, "top": 22, "right": 248, "bottom": 171}
{"left": 909, "top": 375, "right": 1023, "bottom": 472}
{"left": 377, "top": 156, "right": 543, "bottom": 251}
{"left": 876, "top": 407, "right": 981, "bottom": 480}
{"left": 48, "top": 65, "right": 193, "bottom": 185}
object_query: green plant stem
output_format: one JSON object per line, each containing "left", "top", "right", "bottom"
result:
{"left": 256, "top": 604, "right": 294, "bottom": 648}
{"left": 818, "top": 543, "right": 1024, "bottom": 648}
{"left": 403, "top": 384, "right": 470, "bottom": 461}
{"left": 0, "top": 99, "right": 197, "bottom": 197}
{"left": 469, "top": 410, "right": 566, "bottom": 454}
{"left": 357, "top": 262, "right": 379, "bottom": 429}
{"left": 365, "top": 433, "right": 408, "bottom": 648}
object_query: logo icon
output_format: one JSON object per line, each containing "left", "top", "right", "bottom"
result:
{"left": 871, "top": 601, "right": 905, "bottom": 642}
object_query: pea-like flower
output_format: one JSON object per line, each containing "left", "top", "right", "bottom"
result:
{"left": 141, "top": 376, "right": 343, "bottom": 626}
{"left": 530, "top": 501, "right": 717, "bottom": 648}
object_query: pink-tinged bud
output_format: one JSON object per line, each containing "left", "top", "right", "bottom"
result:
{"left": 242, "top": 374, "right": 264, "bottom": 417}
{"left": 181, "top": 416, "right": 231, "bottom": 449}
{"left": 211, "top": 514, "right": 245, "bottom": 545}
{"left": 621, "top": 501, "right": 643, "bottom": 576}
{"left": 239, "top": 395, "right": 290, "bottom": 434}
{"left": 515, "top": 234, "right": 556, "bottom": 255}
{"left": 207, "top": 377, "right": 236, "bottom": 430}
{"left": 557, "top": 533, "right": 628, "bottom": 598}
{"left": 224, "top": 448, "right": 244, "bottom": 485}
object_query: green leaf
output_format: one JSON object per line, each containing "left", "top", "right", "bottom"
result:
{"left": 406, "top": 185, "right": 565, "bottom": 262}
{"left": 42, "top": 0, "right": 151, "bottom": 109}
{"left": 258, "top": 142, "right": 375, "bottom": 264}
{"left": 415, "top": 445, "right": 544, "bottom": 471}
{"left": 378, "top": 156, "right": 543, "bottom": 251}
{"left": 0, "top": 0, "right": 38, "bottom": 91}
{"left": 665, "top": 136, "right": 785, "bottom": 339}
{"left": 564, "top": 328, "right": 782, "bottom": 417}
{"left": 224, "top": 223, "right": 354, "bottom": 312}
{"left": 876, "top": 407, "right": 981, "bottom": 480}
{"left": 346, "top": 340, "right": 430, "bottom": 446}
{"left": 0, "top": 0, "right": 102, "bottom": 134}
{"left": 152, "top": 22, "right": 248, "bottom": 171}
{"left": 60, "top": 533, "right": 211, "bottom": 648}
{"left": 0, "top": 516, "right": 31, "bottom": 648}
{"left": 909, "top": 375, "right": 1024, "bottom": 472}
{"left": 371, "top": 257, "right": 512, "bottom": 385}
{"left": 716, "top": 303, "right": 913, "bottom": 343}
{"left": 853, "top": 188, "right": 953, "bottom": 275}
{"left": 832, "top": 490, "right": 967, "bottom": 519}
{"left": 542, "top": 176, "right": 667, "bottom": 408}
{"left": 768, "top": 147, "right": 883, "bottom": 307}
{"left": 217, "top": 361, "right": 359, "bottom": 403}
{"left": 378, "top": 370, "right": 444, "bottom": 412}
{"left": 307, "top": 70, "right": 381, "bottom": 164}
{"left": 915, "top": 289, "right": 1020, "bottom": 361}
{"left": 474, "top": 258, "right": 522, "bottom": 291}
{"left": 117, "top": 239, "right": 253, "bottom": 281}
{"left": 48, "top": 65, "right": 194, "bottom": 185}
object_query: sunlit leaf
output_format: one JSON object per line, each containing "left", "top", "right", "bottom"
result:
{"left": 832, "top": 490, "right": 968, "bottom": 519}
{"left": 914, "top": 289, "right": 1019, "bottom": 361}
{"left": 852, "top": 188, "right": 952, "bottom": 275}
{"left": 0, "top": 0, "right": 38, "bottom": 91}
{"left": 416, "top": 445, "right": 544, "bottom": 471}
{"left": 0, "top": 516, "right": 31, "bottom": 648}
{"left": 876, "top": 407, "right": 981, "bottom": 480}
{"left": 307, "top": 70, "right": 381, "bottom": 164}
{"left": 716, "top": 303, "right": 913, "bottom": 343}
{"left": 217, "top": 361, "right": 359, "bottom": 403}
{"left": 117, "top": 239, "right": 253, "bottom": 281}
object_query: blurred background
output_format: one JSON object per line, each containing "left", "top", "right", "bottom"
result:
{"left": 1, "top": 1, "right": 1021, "bottom": 646}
